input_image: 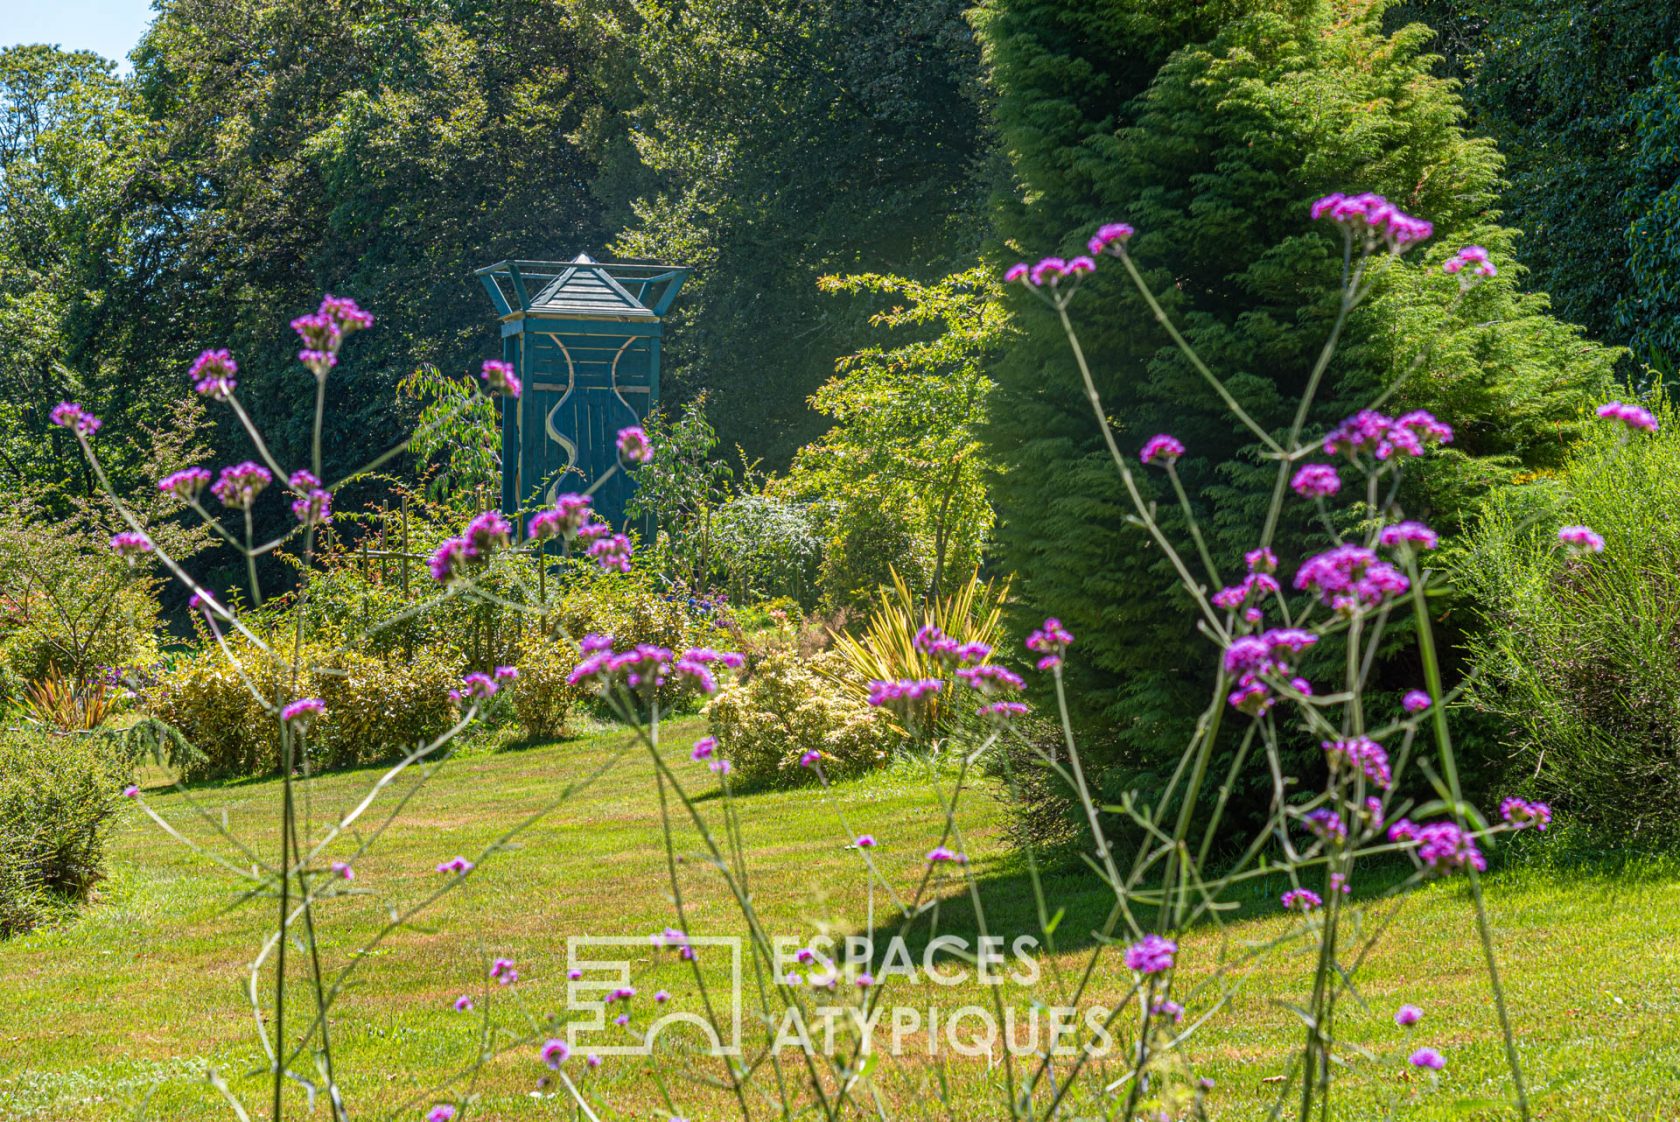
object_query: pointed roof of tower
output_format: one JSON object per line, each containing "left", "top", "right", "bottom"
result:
{"left": 526, "top": 254, "right": 655, "bottom": 320}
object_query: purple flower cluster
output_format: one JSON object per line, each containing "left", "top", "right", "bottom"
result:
{"left": 188, "top": 349, "right": 238, "bottom": 399}
{"left": 978, "top": 700, "right": 1029, "bottom": 719}
{"left": 50, "top": 401, "right": 102, "bottom": 437}
{"left": 1499, "top": 797, "right": 1552, "bottom": 832}
{"left": 1402, "top": 689, "right": 1432, "bottom": 713}
{"left": 540, "top": 1038, "right": 569, "bottom": 1068}
{"left": 480, "top": 359, "right": 520, "bottom": 398}
{"left": 1139, "top": 434, "right": 1184, "bottom": 466}
{"left": 1322, "top": 736, "right": 1393, "bottom": 790}
{"left": 1309, "top": 192, "right": 1434, "bottom": 252}
{"left": 1409, "top": 1047, "right": 1445, "bottom": 1070}
{"left": 1395, "top": 1003, "right": 1422, "bottom": 1026}
{"left": 1596, "top": 400, "right": 1659, "bottom": 434}
{"left": 211, "top": 462, "right": 273, "bottom": 509}
{"left": 449, "top": 666, "right": 516, "bottom": 705}
{"left": 1005, "top": 255, "right": 1097, "bottom": 287}
{"left": 490, "top": 957, "right": 517, "bottom": 985}
{"left": 429, "top": 510, "right": 512, "bottom": 582}
{"left": 671, "top": 647, "right": 745, "bottom": 695}
{"left": 926, "top": 845, "right": 967, "bottom": 865}
{"left": 281, "top": 697, "right": 325, "bottom": 723}
{"left": 867, "top": 678, "right": 942, "bottom": 706}
{"left": 655, "top": 926, "right": 697, "bottom": 961}
{"left": 159, "top": 466, "right": 212, "bottom": 500}
{"left": 569, "top": 638, "right": 741, "bottom": 695}
{"left": 528, "top": 493, "right": 597, "bottom": 543}
{"left": 1088, "top": 222, "right": 1135, "bottom": 256}
{"left": 291, "top": 294, "right": 373, "bottom": 373}
{"left": 913, "top": 625, "right": 992, "bottom": 666}
{"left": 1223, "top": 628, "right": 1316, "bottom": 714}
{"left": 1388, "top": 819, "right": 1486, "bottom": 874}
{"left": 1324, "top": 409, "right": 1454, "bottom": 461}
{"left": 1291, "top": 463, "right": 1341, "bottom": 498}
{"left": 1026, "top": 616, "right": 1074, "bottom": 670}
{"left": 1294, "top": 544, "right": 1409, "bottom": 615}
{"left": 588, "top": 532, "right": 633, "bottom": 573}
{"left": 1557, "top": 525, "right": 1605, "bottom": 554}
{"left": 1214, "top": 550, "right": 1284, "bottom": 620}
{"left": 956, "top": 663, "right": 1026, "bottom": 696}
{"left": 110, "top": 531, "right": 153, "bottom": 562}
{"left": 288, "top": 470, "right": 332, "bottom": 526}
{"left": 1304, "top": 808, "right": 1347, "bottom": 843}
{"left": 1378, "top": 521, "right": 1437, "bottom": 551}
{"left": 436, "top": 855, "right": 474, "bottom": 875}
{"left": 1281, "top": 887, "right": 1322, "bottom": 912}
{"left": 1150, "top": 998, "right": 1185, "bottom": 1024}
{"left": 1124, "top": 933, "right": 1177, "bottom": 975}
{"left": 617, "top": 426, "right": 653, "bottom": 464}
{"left": 1442, "top": 245, "right": 1496, "bottom": 282}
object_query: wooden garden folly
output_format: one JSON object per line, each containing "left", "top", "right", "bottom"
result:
{"left": 475, "top": 254, "right": 690, "bottom": 527}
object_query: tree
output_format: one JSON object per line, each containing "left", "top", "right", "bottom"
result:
{"left": 601, "top": 0, "right": 995, "bottom": 464}
{"left": 974, "top": 0, "right": 1618, "bottom": 808}
{"left": 1425, "top": 0, "right": 1680, "bottom": 374}
{"left": 784, "top": 268, "right": 1001, "bottom": 605}
{"left": 0, "top": 46, "right": 162, "bottom": 499}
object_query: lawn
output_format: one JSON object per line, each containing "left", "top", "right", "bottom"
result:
{"left": 2, "top": 719, "right": 1678, "bottom": 1120}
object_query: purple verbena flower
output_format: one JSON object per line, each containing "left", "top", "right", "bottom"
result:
{"left": 331, "top": 860, "right": 353, "bottom": 879}
{"left": 51, "top": 401, "right": 102, "bottom": 437}
{"left": 437, "top": 856, "right": 474, "bottom": 875}
{"left": 110, "top": 532, "right": 153, "bottom": 562}
{"left": 1499, "top": 797, "right": 1552, "bottom": 832}
{"left": 617, "top": 426, "right": 653, "bottom": 464}
{"left": 1310, "top": 192, "right": 1434, "bottom": 253}
{"left": 541, "top": 1038, "right": 570, "bottom": 1068}
{"left": 1395, "top": 1003, "right": 1422, "bottom": 1026}
{"left": 1291, "top": 463, "right": 1341, "bottom": 498}
{"left": 1124, "top": 934, "right": 1177, "bottom": 975}
{"left": 1442, "top": 245, "right": 1497, "bottom": 284}
{"left": 1027, "top": 617, "right": 1074, "bottom": 670}
{"left": 159, "top": 467, "right": 213, "bottom": 500}
{"left": 453, "top": 995, "right": 473, "bottom": 1012}
{"left": 1088, "top": 222, "right": 1135, "bottom": 256}
{"left": 187, "top": 350, "right": 238, "bottom": 399}
{"left": 1408, "top": 1047, "right": 1445, "bottom": 1070}
{"left": 955, "top": 663, "right": 1025, "bottom": 696}
{"left": 480, "top": 359, "right": 520, "bottom": 398}
{"left": 1281, "top": 887, "right": 1323, "bottom": 912}
{"left": 211, "top": 462, "right": 272, "bottom": 509}
{"left": 1402, "top": 689, "right": 1432, "bottom": 713}
{"left": 1379, "top": 521, "right": 1438, "bottom": 550}
{"left": 1304, "top": 808, "right": 1348, "bottom": 843}
{"left": 1596, "top": 401, "right": 1658, "bottom": 434}
{"left": 867, "top": 678, "right": 942, "bottom": 706}
{"left": 1322, "top": 736, "right": 1393, "bottom": 790}
{"left": 281, "top": 697, "right": 325, "bottom": 723}
{"left": 588, "top": 532, "right": 633, "bottom": 573}
{"left": 1294, "top": 545, "right": 1409, "bottom": 614}
{"left": 1139, "top": 434, "right": 1185, "bottom": 466}
{"left": 1558, "top": 525, "right": 1605, "bottom": 554}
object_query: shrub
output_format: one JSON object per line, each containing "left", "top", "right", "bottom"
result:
{"left": 311, "top": 648, "right": 459, "bottom": 769}
{"left": 151, "top": 637, "right": 458, "bottom": 778}
{"left": 711, "top": 494, "right": 825, "bottom": 607}
{"left": 0, "top": 728, "right": 120, "bottom": 936}
{"left": 703, "top": 647, "right": 893, "bottom": 784}
{"left": 1459, "top": 395, "right": 1680, "bottom": 841}
{"left": 553, "top": 566, "right": 722, "bottom": 657}
{"left": 509, "top": 635, "right": 583, "bottom": 741}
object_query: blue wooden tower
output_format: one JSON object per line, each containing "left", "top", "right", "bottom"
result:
{"left": 475, "top": 255, "right": 690, "bottom": 528}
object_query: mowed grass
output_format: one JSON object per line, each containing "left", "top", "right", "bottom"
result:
{"left": 2, "top": 718, "right": 1679, "bottom": 1120}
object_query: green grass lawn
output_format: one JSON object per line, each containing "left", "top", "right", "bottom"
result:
{"left": 2, "top": 719, "right": 1678, "bottom": 1120}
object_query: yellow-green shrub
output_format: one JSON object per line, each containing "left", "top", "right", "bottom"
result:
{"left": 509, "top": 636, "right": 583, "bottom": 741}
{"left": 312, "top": 648, "right": 458, "bottom": 769}
{"left": 703, "top": 648, "right": 893, "bottom": 784}
{"left": 0, "top": 728, "right": 120, "bottom": 936}
{"left": 151, "top": 637, "right": 458, "bottom": 778}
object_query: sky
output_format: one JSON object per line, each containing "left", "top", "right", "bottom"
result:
{"left": 2, "top": 0, "right": 156, "bottom": 69}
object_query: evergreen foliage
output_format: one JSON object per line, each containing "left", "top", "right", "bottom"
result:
{"left": 975, "top": 0, "right": 1618, "bottom": 808}
{"left": 1425, "top": 0, "right": 1680, "bottom": 371}
{"left": 603, "top": 0, "right": 994, "bottom": 462}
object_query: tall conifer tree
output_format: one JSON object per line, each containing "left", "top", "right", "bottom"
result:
{"left": 975, "top": 0, "right": 1617, "bottom": 808}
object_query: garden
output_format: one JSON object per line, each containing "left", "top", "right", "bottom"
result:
{"left": 2, "top": 1, "right": 1679, "bottom": 1120}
